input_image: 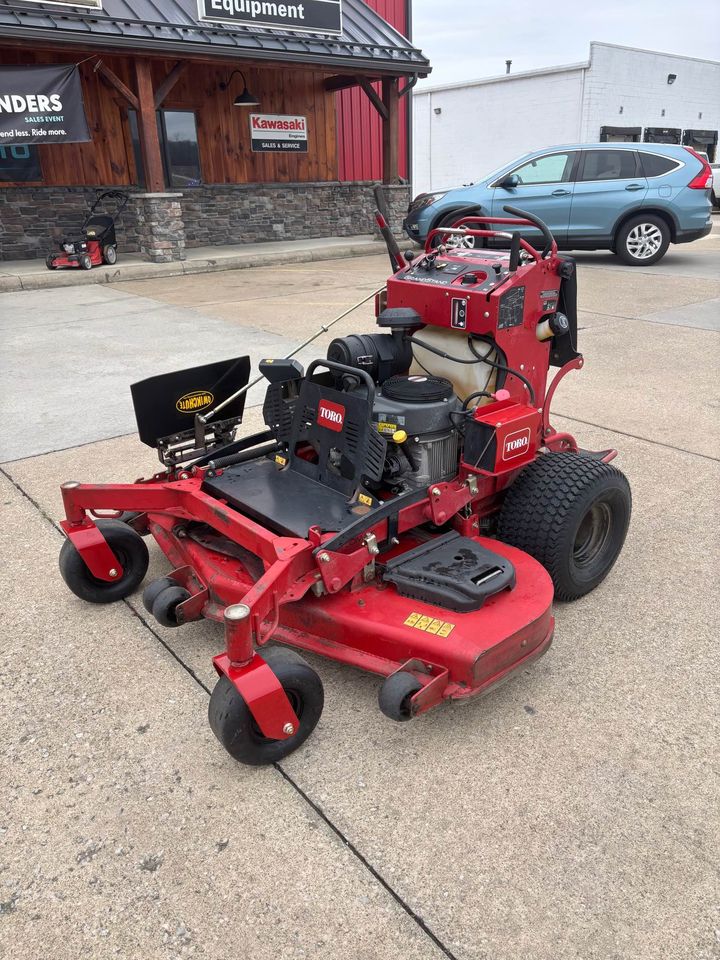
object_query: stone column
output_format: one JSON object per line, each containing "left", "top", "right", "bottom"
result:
{"left": 130, "top": 192, "right": 186, "bottom": 263}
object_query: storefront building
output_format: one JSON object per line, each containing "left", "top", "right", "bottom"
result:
{"left": 0, "top": 0, "right": 429, "bottom": 261}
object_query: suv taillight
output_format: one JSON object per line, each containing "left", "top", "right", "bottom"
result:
{"left": 684, "top": 147, "right": 713, "bottom": 189}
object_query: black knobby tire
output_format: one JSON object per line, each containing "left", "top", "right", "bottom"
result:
{"left": 615, "top": 214, "right": 670, "bottom": 266}
{"left": 208, "top": 647, "right": 324, "bottom": 766}
{"left": 59, "top": 519, "right": 149, "bottom": 604}
{"left": 379, "top": 671, "right": 423, "bottom": 722}
{"left": 496, "top": 452, "right": 631, "bottom": 601}
{"left": 152, "top": 585, "right": 191, "bottom": 627}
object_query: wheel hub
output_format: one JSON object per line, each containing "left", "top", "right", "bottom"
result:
{"left": 626, "top": 223, "right": 662, "bottom": 260}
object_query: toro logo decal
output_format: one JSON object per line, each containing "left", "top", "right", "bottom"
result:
{"left": 176, "top": 390, "right": 214, "bottom": 414}
{"left": 317, "top": 399, "right": 345, "bottom": 432}
{"left": 502, "top": 427, "right": 531, "bottom": 461}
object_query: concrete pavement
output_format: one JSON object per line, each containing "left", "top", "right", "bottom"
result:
{"left": 1, "top": 231, "right": 718, "bottom": 960}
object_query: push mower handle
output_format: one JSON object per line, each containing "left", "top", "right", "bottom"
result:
{"left": 305, "top": 358, "right": 376, "bottom": 402}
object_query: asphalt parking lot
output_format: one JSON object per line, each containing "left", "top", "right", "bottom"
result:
{"left": 1, "top": 233, "right": 719, "bottom": 960}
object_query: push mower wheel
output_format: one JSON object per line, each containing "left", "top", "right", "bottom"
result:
{"left": 379, "top": 671, "right": 422, "bottom": 722}
{"left": 59, "top": 519, "right": 149, "bottom": 604}
{"left": 151, "top": 584, "right": 191, "bottom": 627}
{"left": 208, "top": 647, "right": 324, "bottom": 766}
{"left": 102, "top": 245, "right": 117, "bottom": 265}
{"left": 497, "top": 452, "right": 631, "bottom": 601}
{"left": 45, "top": 254, "right": 57, "bottom": 271}
{"left": 80, "top": 254, "right": 93, "bottom": 270}
{"left": 142, "top": 577, "right": 176, "bottom": 614}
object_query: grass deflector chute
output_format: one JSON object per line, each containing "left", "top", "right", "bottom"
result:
{"left": 57, "top": 205, "right": 631, "bottom": 766}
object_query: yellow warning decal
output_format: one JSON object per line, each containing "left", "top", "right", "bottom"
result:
{"left": 404, "top": 612, "right": 455, "bottom": 636}
{"left": 358, "top": 493, "right": 373, "bottom": 507}
{"left": 377, "top": 421, "right": 398, "bottom": 434}
{"left": 275, "top": 454, "right": 287, "bottom": 466}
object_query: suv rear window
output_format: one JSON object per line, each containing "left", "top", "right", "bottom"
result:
{"left": 638, "top": 152, "right": 681, "bottom": 177}
{"left": 580, "top": 150, "right": 638, "bottom": 181}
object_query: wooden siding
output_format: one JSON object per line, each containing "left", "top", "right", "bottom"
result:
{"left": 0, "top": 47, "right": 338, "bottom": 186}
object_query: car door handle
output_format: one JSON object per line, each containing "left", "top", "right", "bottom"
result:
{"left": 551, "top": 189, "right": 571, "bottom": 196}
{"left": 625, "top": 183, "right": 644, "bottom": 191}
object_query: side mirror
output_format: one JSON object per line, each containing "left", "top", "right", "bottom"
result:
{"left": 499, "top": 174, "right": 520, "bottom": 189}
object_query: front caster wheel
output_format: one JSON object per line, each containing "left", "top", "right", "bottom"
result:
{"left": 379, "top": 671, "right": 422, "bottom": 722}
{"left": 59, "top": 519, "right": 149, "bottom": 604}
{"left": 208, "top": 647, "right": 324, "bottom": 766}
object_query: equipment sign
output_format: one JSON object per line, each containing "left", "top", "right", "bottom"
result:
{"left": 199, "top": 0, "right": 343, "bottom": 36}
{"left": 250, "top": 114, "right": 308, "bottom": 153}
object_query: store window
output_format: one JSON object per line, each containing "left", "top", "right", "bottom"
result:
{"left": 128, "top": 109, "right": 202, "bottom": 188}
{"left": 0, "top": 144, "right": 42, "bottom": 182}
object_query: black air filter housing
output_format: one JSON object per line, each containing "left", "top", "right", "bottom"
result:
{"left": 381, "top": 374, "right": 454, "bottom": 403}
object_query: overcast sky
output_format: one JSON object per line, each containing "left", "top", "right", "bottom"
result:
{"left": 411, "top": 0, "right": 720, "bottom": 89}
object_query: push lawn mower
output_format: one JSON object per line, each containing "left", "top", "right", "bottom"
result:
{"left": 57, "top": 202, "right": 631, "bottom": 766}
{"left": 46, "top": 190, "right": 128, "bottom": 271}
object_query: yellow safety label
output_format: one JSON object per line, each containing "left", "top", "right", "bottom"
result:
{"left": 358, "top": 493, "right": 373, "bottom": 507}
{"left": 403, "top": 612, "right": 455, "bottom": 637}
{"left": 377, "top": 421, "right": 398, "bottom": 434}
{"left": 275, "top": 454, "right": 287, "bottom": 466}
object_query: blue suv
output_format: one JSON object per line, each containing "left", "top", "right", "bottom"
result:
{"left": 404, "top": 143, "right": 713, "bottom": 266}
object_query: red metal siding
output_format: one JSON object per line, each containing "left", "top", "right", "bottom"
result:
{"left": 337, "top": 0, "right": 409, "bottom": 181}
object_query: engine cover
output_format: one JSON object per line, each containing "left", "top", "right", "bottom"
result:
{"left": 373, "top": 374, "right": 459, "bottom": 437}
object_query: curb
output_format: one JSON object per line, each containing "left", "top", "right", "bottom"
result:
{"left": 0, "top": 239, "right": 388, "bottom": 294}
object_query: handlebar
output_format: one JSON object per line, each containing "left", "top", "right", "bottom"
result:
{"left": 305, "top": 358, "right": 376, "bottom": 403}
{"left": 426, "top": 207, "right": 557, "bottom": 260}
{"left": 502, "top": 205, "right": 555, "bottom": 258}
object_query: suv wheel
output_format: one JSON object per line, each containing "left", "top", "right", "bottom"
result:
{"left": 615, "top": 214, "right": 670, "bottom": 266}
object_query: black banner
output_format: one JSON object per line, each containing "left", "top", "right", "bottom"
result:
{"left": 0, "top": 64, "right": 91, "bottom": 147}
{"left": 198, "top": 0, "right": 343, "bottom": 36}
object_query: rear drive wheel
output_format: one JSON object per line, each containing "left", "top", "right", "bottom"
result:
{"left": 379, "top": 671, "right": 423, "bottom": 722}
{"left": 496, "top": 452, "right": 631, "bottom": 600}
{"left": 102, "top": 245, "right": 117, "bottom": 265}
{"left": 208, "top": 647, "right": 324, "bottom": 765}
{"left": 59, "top": 519, "right": 149, "bottom": 604}
{"left": 615, "top": 215, "right": 669, "bottom": 266}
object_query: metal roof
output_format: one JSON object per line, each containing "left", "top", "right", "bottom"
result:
{"left": 0, "top": 0, "right": 430, "bottom": 75}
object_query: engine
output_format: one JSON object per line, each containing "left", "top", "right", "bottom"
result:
{"left": 372, "top": 374, "right": 460, "bottom": 488}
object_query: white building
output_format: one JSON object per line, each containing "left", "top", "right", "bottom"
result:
{"left": 412, "top": 42, "right": 720, "bottom": 194}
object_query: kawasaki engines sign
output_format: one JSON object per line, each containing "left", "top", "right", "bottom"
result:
{"left": 198, "top": 0, "right": 343, "bottom": 35}
{"left": 250, "top": 114, "right": 308, "bottom": 153}
{"left": 0, "top": 64, "right": 91, "bottom": 146}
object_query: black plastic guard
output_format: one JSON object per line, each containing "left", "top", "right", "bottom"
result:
{"left": 131, "top": 356, "right": 250, "bottom": 448}
{"left": 382, "top": 532, "right": 516, "bottom": 613}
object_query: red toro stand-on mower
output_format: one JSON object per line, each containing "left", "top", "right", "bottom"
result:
{"left": 57, "top": 203, "right": 631, "bottom": 766}
{"left": 46, "top": 190, "right": 128, "bottom": 271}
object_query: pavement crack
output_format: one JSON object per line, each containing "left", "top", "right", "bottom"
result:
{"left": 273, "top": 763, "right": 460, "bottom": 960}
{"left": 553, "top": 414, "right": 720, "bottom": 462}
{"left": 2, "top": 462, "right": 458, "bottom": 959}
